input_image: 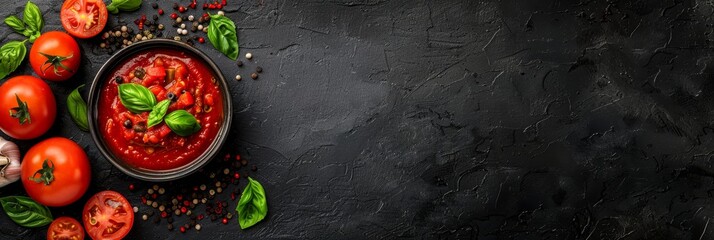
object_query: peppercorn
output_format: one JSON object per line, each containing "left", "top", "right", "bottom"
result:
{"left": 252, "top": 165, "right": 258, "bottom": 171}
{"left": 251, "top": 73, "right": 258, "bottom": 80}
{"left": 171, "top": 13, "right": 178, "bottom": 19}
{"left": 179, "top": 226, "right": 186, "bottom": 233}
{"left": 168, "top": 223, "right": 174, "bottom": 231}
{"left": 246, "top": 52, "right": 253, "bottom": 59}
{"left": 256, "top": 66, "right": 263, "bottom": 73}
{"left": 152, "top": 15, "right": 159, "bottom": 21}
{"left": 221, "top": 218, "right": 228, "bottom": 224}
{"left": 158, "top": 9, "right": 164, "bottom": 15}
{"left": 167, "top": 217, "right": 174, "bottom": 223}
{"left": 161, "top": 211, "right": 168, "bottom": 218}
{"left": 123, "top": 120, "right": 132, "bottom": 129}
{"left": 236, "top": 60, "right": 243, "bottom": 67}
{"left": 179, "top": 6, "right": 187, "bottom": 13}
{"left": 172, "top": 3, "right": 179, "bottom": 10}
{"left": 198, "top": 37, "right": 205, "bottom": 43}
{"left": 241, "top": 159, "right": 248, "bottom": 166}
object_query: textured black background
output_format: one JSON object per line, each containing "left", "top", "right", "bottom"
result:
{"left": 3, "top": 0, "right": 714, "bottom": 239}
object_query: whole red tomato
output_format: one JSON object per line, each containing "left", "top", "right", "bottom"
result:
{"left": 30, "top": 31, "right": 81, "bottom": 81}
{"left": 0, "top": 75, "right": 56, "bottom": 139}
{"left": 60, "top": 0, "right": 108, "bottom": 38}
{"left": 21, "top": 137, "right": 91, "bottom": 207}
{"left": 47, "top": 216, "right": 85, "bottom": 240}
{"left": 83, "top": 191, "right": 134, "bottom": 240}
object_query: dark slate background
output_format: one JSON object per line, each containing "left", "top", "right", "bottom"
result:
{"left": 3, "top": 0, "right": 714, "bottom": 239}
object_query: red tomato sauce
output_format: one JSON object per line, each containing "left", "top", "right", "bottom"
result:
{"left": 98, "top": 49, "right": 224, "bottom": 170}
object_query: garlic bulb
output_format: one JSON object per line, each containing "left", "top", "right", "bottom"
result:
{"left": 0, "top": 137, "right": 21, "bottom": 187}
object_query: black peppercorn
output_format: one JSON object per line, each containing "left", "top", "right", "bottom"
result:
{"left": 236, "top": 60, "right": 243, "bottom": 67}
{"left": 172, "top": 2, "right": 179, "bottom": 10}
{"left": 151, "top": 3, "right": 158, "bottom": 9}
{"left": 250, "top": 73, "right": 258, "bottom": 80}
{"left": 167, "top": 217, "right": 174, "bottom": 224}
{"left": 251, "top": 165, "right": 257, "bottom": 171}
{"left": 256, "top": 66, "right": 263, "bottom": 73}
{"left": 168, "top": 223, "right": 174, "bottom": 231}
{"left": 123, "top": 120, "right": 132, "bottom": 129}
{"left": 153, "top": 15, "right": 159, "bottom": 21}
{"left": 115, "top": 76, "right": 123, "bottom": 83}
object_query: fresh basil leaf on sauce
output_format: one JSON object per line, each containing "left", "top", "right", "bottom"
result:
{"left": 0, "top": 196, "right": 53, "bottom": 228}
{"left": 67, "top": 84, "right": 89, "bottom": 131}
{"left": 207, "top": 14, "right": 239, "bottom": 60}
{"left": 118, "top": 83, "right": 157, "bottom": 113}
{"left": 236, "top": 177, "right": 268, "bottom": 229}
{"left": 147, "top": 99, "right": 170, "bottom": 128}
{"left": 164, "top": 110, "right": 201, "bottom": 136}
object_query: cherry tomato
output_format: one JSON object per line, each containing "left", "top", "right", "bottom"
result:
{"left": 82, "top": 191, "right": 134, "bottom": 240}
{"left": 30, "top": 31, "right": 81, "bottom": 81}
{"left": 47, "top": 216, "right": 85, "bottom": 240}
{"left": 21, "top": 137, "right": 90, "bottom": 207}
{"left": 0, "top": 76, "right": 56, "bottom": 139}
{"left": 60, "top": 0, "right": 108, "bottom": 38}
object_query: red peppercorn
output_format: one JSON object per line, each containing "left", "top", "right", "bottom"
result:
{"left": 193, "top": 186, "right": 199, "bottom": 191}
{"left": 203, "top": 13, "right": 210, "bottom": 19}
{"left": 189, "top": 2, "right": 196, "bottom": 9}
{"left": 203, "top": 3, "right": 209, "bottom": 9}
{"left": 141, "top": 14, "right": 147, "bottom": 21}
{"left": 177, "top": 194, "right": 183, "bottom": 201}
{"left": 221, "top": 218, "right": 228, "bottom": 224}
{"left": 158, "top": 9, "right": 164, "bottom": 15}
{"left": 181, "top": 207, "right": 188, "bottom": 213}
{"left": 230, "top": 192, "right": 236, "bottom": 200}
{"left": 183, "top": 200, "right": 190, "bottom": 206}
{"left": 170, "top": 13, "right": 178, "bottom": 19}
{"left": 161, "top": 211, "right": 168, "bottom": 218}
{"left": 222, "top": 0, "right": 227, "bottom": 5}
{"left": 198, "top": 37, "right": 205, "bottom": 43}
{"left": 235, "top": 154, "right": 241, "bottom": 161}
{"left": 217, "top": 4, "right": 223, "bottom": 9}
{"left": 198, "top": 214, "right": 204, "bottom": 220}
{"left": 141, "top": 197, "right": 147, "bottom": 204}
{"left": 178, "top": 6, "right": 187, "bottom": 13}
{"left": 151, "top": 193, "right": 158, "bottom": 199}
{"left": 233, "top": 172, "right": 240, "bottom": 179}
{"left": 224, "top": 153, "right": 230, "bottom": 160}
{"left": 180, "top": 226, "right": 186, "bottom": 233}
{"left": 129, "top": 184, "right": 135, "bottom": 191}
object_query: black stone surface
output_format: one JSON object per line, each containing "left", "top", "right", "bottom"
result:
{"left": 3, "top": 0, "right": 714, "bottom": 239}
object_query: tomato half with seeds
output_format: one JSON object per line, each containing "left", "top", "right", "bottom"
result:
{"left": 60, "top": 0, "right": 108, "bottom": 38}
{"left": 47, "top": 216, "right": 85, "bottom": 240}
{"left": 30, "top": 31, "right": 81, "bottom": 81}
{"left": 21, "top": 137, "right": 91, "bottom": 207}
{"left": 0, "top": 76, "right": 56, "bottom": 140}
{"left": 82, "top": 191, "right": 134, "bottom": 240}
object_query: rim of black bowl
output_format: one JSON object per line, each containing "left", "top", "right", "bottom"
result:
{"left": 87, "top": 39, "right": 233, "bottom": 182}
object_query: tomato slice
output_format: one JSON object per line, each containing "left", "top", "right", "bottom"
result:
{"left": 82, "top": 191, "right": 134, "bottom": 240}
{"left": 60, "top": 0, "right": 108, "bottom": 38}
{"left": 48, "top": 216, "right": 85, "bottom": 240}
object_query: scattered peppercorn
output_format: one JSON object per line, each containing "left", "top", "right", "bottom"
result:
{"left": 256, "top": 66, "right": 263, "bottom": 73}
{"left": 171, "top": 13, "right": 178, "bottom": 19}
{"left": 252, "top": 165, "right": 258, "bottom": 171}
{"left": 168, "top": 223, "right": 174, "bottom": 231}
{"left": 245, "top": 52, "right": 253, "bottom": 59}
{"left": 158, "top": 8, "right": 164, "bottom": 15}
{"left": 180, "top": 226, "right": 186, "bottom": 233}
{"left": 236, "top": 60, "right": 243, "bottom": 67}
{"left": 221, "top": 218, "right": 228, "bottom": 224}
{"left": 251, "top": 73, "right": 258, "bottom": 80}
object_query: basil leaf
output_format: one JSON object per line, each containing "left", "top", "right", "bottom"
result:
{"left": 107, "top": 0, "right": 142, "bottom": 14}
{"left": 67, "top": 84, "right": 89, "bottom": 131}
{"left": 4, "top": 15, "right": 26, "bottom": 34}
{"left": 0, "top": 196, "right": 53, "bottom": 228}
{"left": 236, "top": 177, "right": 268, "bottom": 229}
{"left": 207, "top": 14, "right": 239, "bottom": 60}
{"left": 118, "top": 83, "right": 157, "bottom": 113}
{"left": 22, "top": 1, "right": 43, "bottom": 42}
{"left": 164, "top": 110, "right": 201, "bottom": 136}
{"left": 0, "top": 41, "right": 27, "bottom": 80}
{"left": 148, "top": 99, "right": 170, "bottom": 128}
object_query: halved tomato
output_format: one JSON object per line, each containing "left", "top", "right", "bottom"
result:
{"left": 47, "top": 216, "right": 85, "bottom": 240}
{"left": 60, "top": 0, "right": 108, "bottom": 38}
{"left": 82, "top": 191, "right": 134, "bottom": 240}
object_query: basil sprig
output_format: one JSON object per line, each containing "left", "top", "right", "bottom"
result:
{"left": 207, "top": 14, "right": 239, "bottom": 60}
{"left": 118, "top": 83, "right": 157, "bottom": 113}
{"left": 147, "top": 99, "right": 170, "bottom": 128}
{"left": 4, "top": 1, "right": 43, "bottom": 42}
{"left": 0, "top": 41, "right": 27, "bottom": 80}
{"left": 0, "top": 196, "right": 53, "bottom": 228}
{"left": 236, "top": 177, "right": 268, "bottom": 229}
{"left": 164, "top": 110, "right": 201, "bottom": 136}
{"left": 67, "top": 84, "right": 89, "bottom": 131}
{"left": 107, "top": 0, "right": 142, "bottom": 14}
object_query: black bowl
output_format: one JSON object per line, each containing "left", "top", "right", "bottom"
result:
{"left": 87, "top": 39, "right": 233, "bottom": 181}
